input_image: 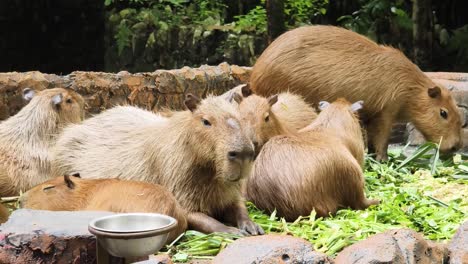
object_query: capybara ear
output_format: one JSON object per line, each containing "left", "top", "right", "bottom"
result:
{"left": 318, "top": 101, "right": 330, "bottom": 111}
{"left": 64, "top": 175, "right": 75, "bottom": 189}
{"left": 23, "top": 88, "right": 36, "bottom": 101}
{"left": 241, "top": 84, "right": 253, "bottom": 98}
{"left": 229, "top": 92, "right": 243, "bottom": 104}
{"left": 268, "top": 94, "right": 279, "bottom": 106}
{"left": 351, "top": 100, "right": 364, "bottom": 112}
{"left": 428, "top": 86, "right": 441, "bottom": 98}
{"left": 51, "top": 94, "right": 63, "bottom": 107}
{"left": 71, "top": 172, "right": 81, "bottom": 178}
{"left": 184, "top": 93, "right": 201, "bottom": 112}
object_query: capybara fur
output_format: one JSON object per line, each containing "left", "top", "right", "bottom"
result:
{"left": 250, "top": 25, "right": 463, "bottom": 160}
{"left": 52, "top": 94, "right": 264, "bottom": 236}
{"left": 0, "top": 203, "right": 9, "bottom": 224}
{"left": 19, "top": 174, "right": 187, "bottom": 242}
{"left": 0, "top": 88, "right": 85, "bottom": 196}
{"left": 245, "top": 98, "right": 379, "bottom": 221}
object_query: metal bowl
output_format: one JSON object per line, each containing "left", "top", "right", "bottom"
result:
{"left": 88, "top": 213, "right": 178, "bottom": 257}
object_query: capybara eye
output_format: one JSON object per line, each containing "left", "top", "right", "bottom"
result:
{"left": 202, "top": 118, "right": 211, "bottom": 127}
{"left": 66, "top": 98, "right": 73, "bottom": 104}
{"left": 265, "top": 114, "right": 270, "bottom": 122}
{"left": 42, "top": 185, "right": 55, "bottom": 191}
{"left": 440, "top": 109, "right": 448, "bottom": 119}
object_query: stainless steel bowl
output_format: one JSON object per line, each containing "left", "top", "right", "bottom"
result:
{"left": 88, "top": 213, "right": 178, "bottom": 257}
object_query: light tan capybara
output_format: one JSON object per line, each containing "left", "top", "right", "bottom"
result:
{"left": 19, "top": 174, "right": 187, "bottom": 242}
{"left": 0, "top": 204, "right": 10, "bottom": 224}
{"left": 0, "top": 88, "right": 85, "bottom": 196}
{"left": 52, "top": 94, "right": 264, "bottom": 236}
{"left": 250, "top": 25, "right": 463, "bottom": 160}
{"left": 246, "top": 98, "right": 379, "bottom": 221}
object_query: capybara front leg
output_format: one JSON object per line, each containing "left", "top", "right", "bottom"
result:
{"left": 224, "top": 202, "right": 265, "bottom": 236}
{"left": 367, "top": 112, "right": 395, "bottom": 161}
{"left": 187, "top": 211, "right": 243, "bottom": 235}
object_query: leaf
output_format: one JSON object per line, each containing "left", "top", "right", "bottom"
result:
{"left": 104, "top": 0, "right": 113, "bottom": 7}
{"left": 396, "top": 142, "right": 438, "bottom": 170}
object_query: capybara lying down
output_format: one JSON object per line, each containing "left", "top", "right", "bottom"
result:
{"left": 19, "top": 174, "right": 187, "bottom": 242}
{"left": 0, "top": 204, "right": 9, "bottom": 224}
{"left": 250, "top": 25, "right": 462, "bottom": 161}
{"left": 52, "top": 94, "right": 264, "bottom": 236}
{"left": 0, "top": 88, "right": 85, "bottom": 196}
{"left": 246, "top": 98, "right": 379, "bottom": 221}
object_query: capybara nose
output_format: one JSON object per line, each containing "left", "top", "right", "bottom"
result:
{"left": 228, "top": 149, "right": 255, "bottom": 161}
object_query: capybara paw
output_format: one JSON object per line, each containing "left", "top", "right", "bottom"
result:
{"left": 239, "top": 219, "right": 265, "bottom": 236}
{"left": 369, "top": 199, "right": 380, "bottom": 206}
{"left": 220, "top": 226, "right": 245, "bottom": 236}
{"left": 376, "top": 153, "right": 388, "bottom": 162}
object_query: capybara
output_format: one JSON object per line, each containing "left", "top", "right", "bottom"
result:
{"left": 19, "top": 174, "right": 187, "bottom": 242}
{"left": 0, "top": 203, "right": 9, "bottom": 224}
{"left": 250, "top": 25, "right": 463, "bottom": 160}
{"left": 0, "top": 88, "right": 85, "bottom": 196}
{"left": 245, "top": 98, "right": 379, "bottom": 221}
{"left": 52, "top": 94, "right": 264, "bottom": 236}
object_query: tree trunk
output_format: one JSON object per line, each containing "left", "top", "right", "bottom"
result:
{"left": 266, "top": 0, "right": 286, "bottom": 44}
{"left": 412, "top": 0, "right": 433, "bottom": 70}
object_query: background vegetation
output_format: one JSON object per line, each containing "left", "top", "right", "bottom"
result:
{"left": 104, "top": 0, "right": 468, "bottom": 72}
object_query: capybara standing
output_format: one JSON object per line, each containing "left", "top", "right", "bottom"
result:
{"left": 52, "top": 94, "right": 264, "bottom": 236}
{"left": 246, "top": 98, "right": 379, "bottom": 221}
{"left": 250, "top": 25, "right": 462, "bottom": 160}
{"left": 19, "top": 174, "right": 187, "bottom": 242}
{"left": 0, "top": 88, "right": 85, "bottom": 196}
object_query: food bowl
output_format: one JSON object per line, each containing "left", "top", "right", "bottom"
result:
{"left": 88, "top": 213, "right": 177, "bottom": 258}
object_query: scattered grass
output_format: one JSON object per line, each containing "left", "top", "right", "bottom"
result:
{"left": 162, "top": 143, "right": 467, "bottom": 262}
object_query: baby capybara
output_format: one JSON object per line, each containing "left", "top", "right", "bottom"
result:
{"left": 19, "top": 174, "right": 187, "bottom": 242}
{"left": 0, "top": 88, "right": 85, "bottom": 196}
{"left": 250, "top": 25, "right": 462, "bottom": 160}
{"left": 52, "top": 94, "right": 264, "bottom": 236}
{"left": 246, "top": 98, "right": 379, "bottom": 221}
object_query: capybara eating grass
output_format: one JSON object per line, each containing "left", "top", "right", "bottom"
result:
{"left": 250, "top": 25, "right": 462, "bottom": 160}
{"left": 0, "top": 88, "right": 85, "bottom": 196}
{"left": 19, "top": 174, "right": 187, "bottom": 242}
{"left": 246, "top": 98, "right": 379, "bottom": 221}
{"left": 52, "top": 94, "right": 264, "bottom": 236}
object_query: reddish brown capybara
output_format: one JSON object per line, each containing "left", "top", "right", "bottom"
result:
{"left": 52, "top": 94, "right": 264, "bottom": 236}
{"left": 250, "top": 25, "right": 463, "bottom": 161}
{"left": 19, "top": 174, "right": 187, "bottom": 242}
{"left": 0, "top": 88, "right": 85, "bottom": 196}
{"left": 0, "top": 203, "right": 10, "bottom": 224}
{"left": 245, "top": 98, "right": 379, "bottom": 221}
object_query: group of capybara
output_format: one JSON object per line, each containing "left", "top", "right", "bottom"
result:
{"left": 0, "top": 26, "right": 463, "bottom": 245}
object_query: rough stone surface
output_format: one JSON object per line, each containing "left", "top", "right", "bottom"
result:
{"left": 449, "top": 220, "right": 468, "bottom": 264}
{"left": 0, "top": 63, "right": 251, "bottom": 120}
{"left": 212, "top": 234, "right": 333, "bottom": 264}
{"left": 335, "top": 229, "right": 448, "bottom": 264}
{"left": 0, "top": 209, "right": 115, "bottom": 264}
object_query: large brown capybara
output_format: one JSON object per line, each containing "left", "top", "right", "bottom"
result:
{"left": 250, "top": 25, "right": 463, "bottom": 161}
{"left": 0, "top": 203, "right": 10, "bottom": 224}
{"left": 246, "top": 98, "right": 379, "bottom": 221}
{"left": 52, "top": 94, "right": 264, "bottom": 236}
{"left": 19, "top": 174, "right": 187, "bottom": 242}
{"left": 0, "top": 88, "right": 85, "bottom": 196}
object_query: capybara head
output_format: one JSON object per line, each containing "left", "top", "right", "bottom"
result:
{"left": 184, "top": 93, "right": 255, "bottom": 182}
{"left": 19, "top": 173, "right": 82, "bottom": 210}
{"left": 23, "top": 87, "right": 85, "bottom": 124}
{"left": 236, "top": 85, "right": 284, "bottom": 153}
{"left": 407, "top": 85, "right": 463, "bottom": 152}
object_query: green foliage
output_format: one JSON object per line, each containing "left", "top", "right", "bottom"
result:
{"left": 233, "top": 6, "right": 267, "bottom": 33}
{"left": 285, "top": 0, "right": 328, "bottom": 26}
{"left": 161, "top": 144, "right": 467, "bottom": 262}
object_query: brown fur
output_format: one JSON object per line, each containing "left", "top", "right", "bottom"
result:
{"left": 0, "top": 88, "right": 85, "bottom": 196}
{"left": 52, "top": 94, "right": 264, "bottom": 235}
{"left": 0, "top": 204, "right": 9, "bottom": 224}
{"left": 19, "top": 175, "right": 187, "bottom": 242}
{"left": 250, "top": 25, "right": 462, "bottom": 160}
{"left": 245, "top": 98, "right": 379, "bottom": 221}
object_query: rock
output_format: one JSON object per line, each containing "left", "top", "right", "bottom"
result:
{"left": 448, "top": 221, "right": 468, "bottom": 264}
{"left": 335, "top": 229, "right": 448, "bottom": 264}
{"left": 135, "top": 254, "right": 173, "bottom": 264}
{"left": 0, "top": 209, "right": 115, "bottom": 263}
{"left": 212, "top": 234, "right": 333, "bottom": 264}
